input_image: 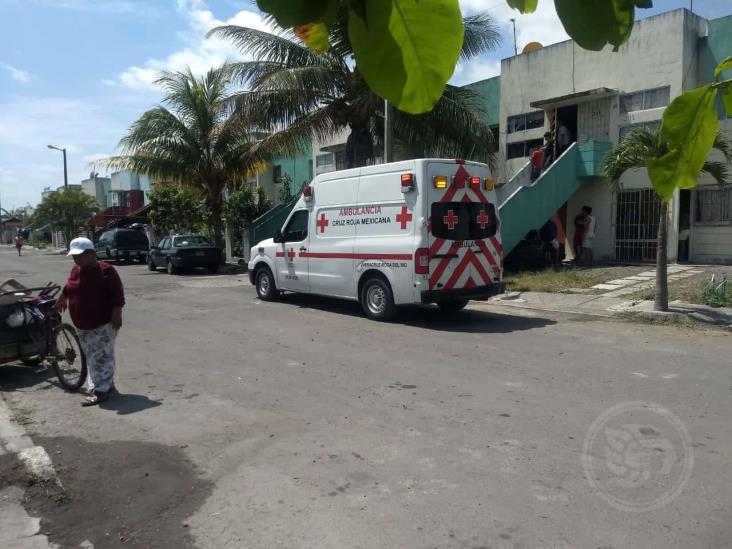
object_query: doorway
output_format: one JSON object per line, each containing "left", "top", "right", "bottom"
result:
{"left": 556, "top": 104, "right": 578, "bottom": 151}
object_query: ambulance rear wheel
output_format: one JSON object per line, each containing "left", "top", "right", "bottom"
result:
{"left": 438, "top": 299, "right": 469, "bottom": 313}
{"left": 255, "top": 266, "right": 278, "bottom": 301}
{"left": 360, "top": 277, "right": 396, "bottom": 321}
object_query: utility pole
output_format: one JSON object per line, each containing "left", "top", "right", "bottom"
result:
{"left": 384, "top": 99, "right": 393, "bottom": 163}
{"left": 47, "top": 145, "right": 68, "bottom": 188}
{"left": 510, "top": 18, "right": 517, "bottom": 56}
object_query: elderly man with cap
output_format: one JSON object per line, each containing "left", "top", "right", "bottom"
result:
{"left": 55, "top": 237, "right": 125, "bottom": 406}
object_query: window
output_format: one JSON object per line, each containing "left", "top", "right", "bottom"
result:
{"left": 506, "top": 138, "right": 543, "bottom": 160}
{"left": 695, "top": 189, "right": 732, "bottom": 224}
{"left": 283, "top": 210, "right": 309, "bottom": 241}
{"left": 620, "top": 86, "right": 670, "bottom": 114}
{"left": 173, "top": 236, "right": 211, "bottom": 247}
{"left": 316, "top": 153, "right": 334, "bottom": 168}
{"left": 507, "top": 111, "right": 544, "bottom": 134}
{"left": 335, "top": 150, "right": 348, "bottom": 170}
{"left": 272, "top": 165, "right": 282, "bottom": 183}
{"left": 430, "top": 202, "right": 497, "bottom": 241}
{"left": 159, "top": 238, "right": 171, "bottom": 250}
{"left": 619, "top": 120, "right": 661, "bottom": 139}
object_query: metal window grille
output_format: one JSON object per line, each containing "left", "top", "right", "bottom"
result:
{"left": 613, "top": 189, "right": 662, "bottom": 262}
{"left": 695, "top": 189, "right": 731, "bottom": 224}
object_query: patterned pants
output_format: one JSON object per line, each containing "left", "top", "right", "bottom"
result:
{"left": 77, "top": 323, "right": 117, "bottom": 393}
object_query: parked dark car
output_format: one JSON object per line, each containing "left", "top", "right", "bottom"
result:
{"left": 147, "top": 234, "right": 222, "bottom": 274}
{"left": 95, "top": 228, "right": 150, "bottom": 263}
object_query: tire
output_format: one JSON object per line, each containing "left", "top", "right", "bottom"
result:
{"left": 208, "top": 263, "right": 219, "bottom": 274}
{"left": 360, "top": 276, "right": 396, "bottom": 321}
{"left": 167, "top": 259, "right": 179, "bottom": 275}
{"left": 147, "top": 256, "right": 158, "bottom": 271}
{"left": 255, "top": 267, "right": 278, "bottom": 301}
{"left": 438, "top": 299, "right": 469, "bottom": 313}
{"left": 52, "top": 324, "right": 87, "bottom": 392}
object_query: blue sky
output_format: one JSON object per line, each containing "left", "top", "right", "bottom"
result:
{"left": 0, "top": 0, "right": 730, "bottom": 210}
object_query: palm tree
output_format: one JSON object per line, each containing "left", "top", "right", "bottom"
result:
{"left": 208, "top": 11, "right": 500, "bottom": 168}
{"left": 103, "top": 66, "right": 275, "bottom": 249}
{"left": 602, "top": 128, "right": 731, "bottom": 311}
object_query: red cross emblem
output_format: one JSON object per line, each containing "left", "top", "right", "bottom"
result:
{"left": 395, "top": 206, "right": 413, "bottom": 230}
{"left": 443, "top": 209, "right": 458, "bottom": 230}
{"left": 476, "top": 209, "right": 489, "bottom": 229}
{"left": 287, "top": 248, "right": 296, "bottom": 261}
{"left": 316, "top": 213, "right": 329, "bottom": 233}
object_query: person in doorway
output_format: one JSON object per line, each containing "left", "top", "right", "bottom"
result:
{"left": 542, "top": 131, "right": 555, "bottom": 167}
{"left": 55, "top": 237, "right": 125, "bottom": 406}
{"left": 529, "top": 145, "right": 544, "bottom": 182}
{"left": 573, "top": 210, "right": 587, "bottom": 263}
{"left": 14, "top": 233, "right": 23, "bottom": 256}
{"left": 581, "top": 206, "right": 596, "bottom": 266}
{"left": 557, "top": 120, "right": 571, "bottom": 156}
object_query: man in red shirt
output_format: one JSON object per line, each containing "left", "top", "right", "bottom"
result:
{"left": 530, "top": 146, "right": 544, "bottom": 182}
{"left": 56, "top": 237, "right": 125, "bottom": 406}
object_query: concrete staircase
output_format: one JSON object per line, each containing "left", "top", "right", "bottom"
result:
{"left": 497, "top": 140, "right": 612, "bottom": 255}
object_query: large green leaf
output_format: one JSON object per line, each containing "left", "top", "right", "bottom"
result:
{"left": 649, "top": 84, "right": 719, "bottom": 200}
{"left": 714, "top": 55, "right": 732, "bottom": 80}
{"left": 506, "top": 0, "right": 538, "bottom": 13}
{"left": 721, "top": 86, "right": 732, "bottom": 118}
{"left": 555, "top": 0, "right": 650, "bottom": 51}
{"left": 348, "top": 0, "right": 463, "bottom": 114}
{"left": 257, "top": 0, "right": 338, "bottom": 28}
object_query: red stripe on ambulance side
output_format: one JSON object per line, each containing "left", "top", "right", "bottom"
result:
{"left": 302, "top": 252, "right": 412, "bottom": 260}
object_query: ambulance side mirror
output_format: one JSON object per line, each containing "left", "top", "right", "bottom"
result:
{"left": 273, "top": 229, "right": 283, "bottom": 243}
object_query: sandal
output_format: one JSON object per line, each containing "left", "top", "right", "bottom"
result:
{"left": 81, "top": 391, "right": 109, "bottom": 407}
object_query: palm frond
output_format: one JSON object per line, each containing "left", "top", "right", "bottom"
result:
{"left": 712, "top": 129, "right": 732, "bottom": 166}
{"left": 208, "top": 25, "right": 322, "bottom": 67}
{"left": 461, "top": 12, "right": 502, "bottom": 62}
{"left": 601, "top": 128, "right": 662, "bottom": 186}
{"left": 701, "top": 161, "right": 731, "bottom": 186}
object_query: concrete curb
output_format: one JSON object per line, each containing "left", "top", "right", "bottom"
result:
{"left": 0, "top": 394, "right": 61, "bottom": 486}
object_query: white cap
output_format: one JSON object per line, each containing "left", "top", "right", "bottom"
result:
{"left": 67, "top": 237, "right": 95, "bottom": 256}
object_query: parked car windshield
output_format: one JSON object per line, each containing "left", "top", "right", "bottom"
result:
{"left": 173, "top": 235, "right": 211, "bottom": 247}
{"left": 114, "top": 230, "right": 149, "bottom": 246}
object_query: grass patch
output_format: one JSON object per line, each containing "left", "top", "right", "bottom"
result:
{"left": 504, "top": 269, "right": 607, "bottom": 293}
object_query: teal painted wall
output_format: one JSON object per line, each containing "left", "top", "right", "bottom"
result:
{"left": 272, "top": 145, "right": 313, "bottom": 194}
{"left": 464, "top": 76, "right": 501, "bottom": 126}
{"left": 705, "top": 15, "right": 732, "bottom": 118}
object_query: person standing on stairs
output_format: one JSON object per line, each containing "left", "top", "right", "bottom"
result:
{"left": 557, "top": 120, "right": 571, "bottom": 157}
{"left": 581, "top": 206, "right": 596, "bottom": 266}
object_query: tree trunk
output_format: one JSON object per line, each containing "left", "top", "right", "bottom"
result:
{"left": 208, "top": 194, "right": 225, "bottom": 262}
{"left": 654, "top": 200, "right": 669, "bottom": 312}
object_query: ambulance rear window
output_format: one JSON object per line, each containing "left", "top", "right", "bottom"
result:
{"left": 431, "top": 202, "right": 497, "bottom": 240}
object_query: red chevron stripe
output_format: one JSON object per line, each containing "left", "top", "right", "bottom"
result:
{"left": 429, "top": 241, "right": 462, "bottom": 288}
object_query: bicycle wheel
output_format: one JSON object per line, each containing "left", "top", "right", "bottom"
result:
{"left": 52, "top": 324, "right": 87, "bottom": 391}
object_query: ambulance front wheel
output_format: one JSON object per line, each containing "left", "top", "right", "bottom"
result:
{"left": 360, "top": 276, "right": 396, "bottom": 321}
{"left": 255, "top": 266, "right": 279, "bottom": 301}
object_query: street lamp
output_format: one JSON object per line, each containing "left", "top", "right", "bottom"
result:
{"left": 47, "top": 144, "right": 68, "bottom": 188}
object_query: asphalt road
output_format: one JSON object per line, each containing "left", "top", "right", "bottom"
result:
{"left": 1, "top": 245, "right": 730, "bottom": 549}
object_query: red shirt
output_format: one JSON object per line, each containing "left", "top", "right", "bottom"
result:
{"left": 63, "top": 261, "right": 125, "bottom": 330}
{"left": 530, "top": 148, "right": 544, "bottom": 169}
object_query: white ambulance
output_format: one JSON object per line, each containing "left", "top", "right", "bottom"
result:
{"left": 248, "top": 159, "right": 503, "bottom": 320}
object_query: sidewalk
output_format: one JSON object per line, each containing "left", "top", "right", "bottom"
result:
{"left": 481, "top": 290, "right": 732, "bottom": 328}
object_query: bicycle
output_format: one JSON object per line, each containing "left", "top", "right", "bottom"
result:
{"left": 1, "top": 279, "right": 87, "bottom": 391}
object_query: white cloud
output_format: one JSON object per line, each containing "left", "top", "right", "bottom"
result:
{"left": 1, "top": 62, "right": 31, "bottom": 83}
{"left": 452, "top": 59, "right": 501, "bottom": 86}
{"left": 461, "top": 0, "right": 569, "bottom": 51}
{"left": 116, "top": 0, "right": 270, "bottom": 91}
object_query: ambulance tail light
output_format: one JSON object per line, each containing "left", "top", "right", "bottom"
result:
{"left": 433, "top": 175, "right": 448, "bottom": 189}
{"left": 303, "top": 185, "right": 313, "bottom": 201}
{"left": 414, "top": 248, "right": 429, "bottom": 274}
{"left": 401, "top": 173, "right": 415, "bottom": 193}
{"left": 484, "top": 178, "right": 495, "bottom": 191}
{"left": 469, "top": 176, "right": 481, "bottom": 189}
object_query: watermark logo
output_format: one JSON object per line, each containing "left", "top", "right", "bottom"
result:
{"left": 582, "top": 401, "right": 694, "bottom": 512}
